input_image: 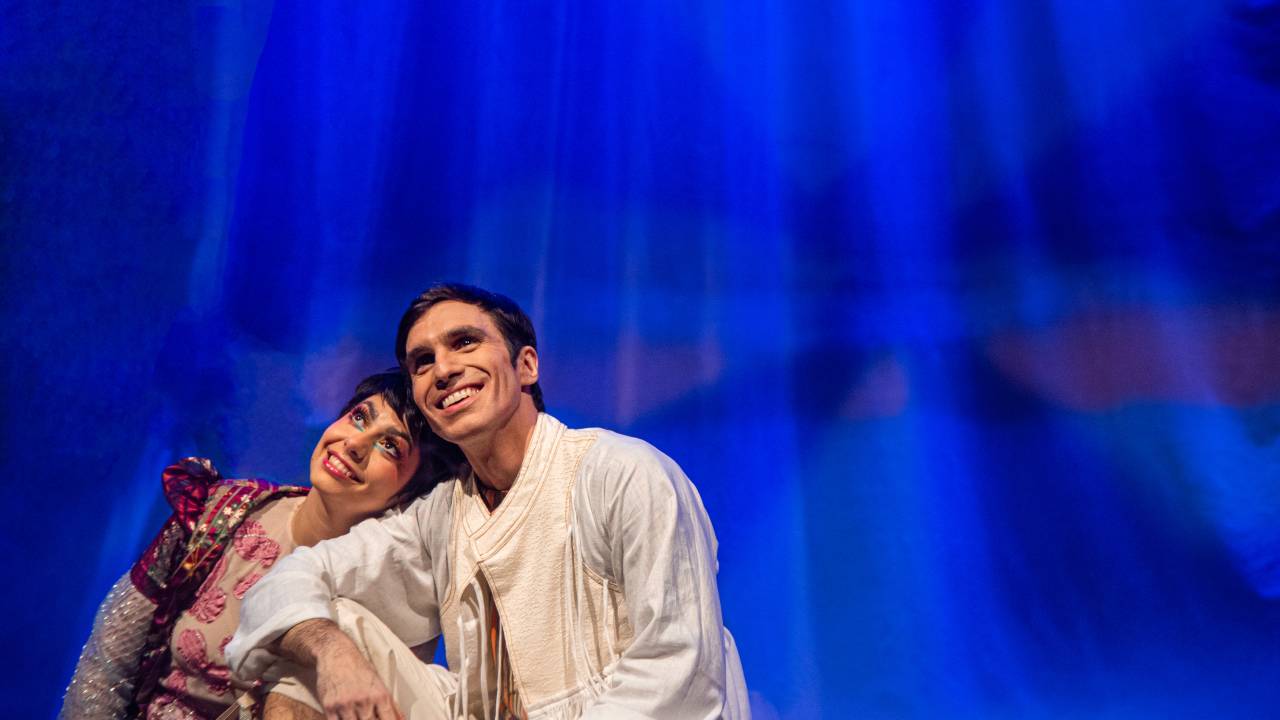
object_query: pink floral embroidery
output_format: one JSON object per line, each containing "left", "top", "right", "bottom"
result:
{"left": 174, "top": 628, "right": 232, "bottom": 696}
{"left": 233, "top": 572, "right": 263, "bottom": 599}
{"left": 192, "top": 553, "right": 228, "bottom": 600}
{"left": 176, "top": 629, "right": 207, "bottom": 669}
{"left": 188, "top": 585, "right": 227, "bottom": 623}
{"left": 218, "top": 635, "right": 232, "bottom": 656}
{"left": 209, "top": 553, "right": 229, "bottom": 583}
{"left": 232, "top": 519, "right": 281, "bottom": 566}
{"left": 204, "top": 663, "right": 232, "bottom": 695}
{"left": 146, "top": 691, "right": 175, "bottom": 715}
{"left": 147, "top": 696, "right": 201, "bottom": 719}
{"left": 160, "top": 667, "right": 188, "bottom": 694}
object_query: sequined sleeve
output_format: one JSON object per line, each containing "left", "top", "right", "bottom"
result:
{"left": 59, "top": 573, "right": 158, "bottom": 720}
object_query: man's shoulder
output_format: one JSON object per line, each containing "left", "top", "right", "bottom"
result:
{"left": 561, "top": 422, "right": 682, "bottom": 482}
{"left": 566, "top": 424, "right": 661, "bottom": 459}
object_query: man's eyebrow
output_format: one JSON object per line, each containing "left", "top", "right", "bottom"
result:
{"left": 404, "top": 343, "right": 432, "bottom": 364}
{"left": 405, "top": 325, "right": 488, "bottom": 364}
{"left": 444, "top": 325, "right": 488, "bottom": 343}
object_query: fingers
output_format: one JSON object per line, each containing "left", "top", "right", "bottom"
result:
{"left": 327, "top": 704, "right": 366, "bottom": 720}
{"left": 324, "top": 700, "right": 365, "bottom": 720}
{"left": 314, "top": 648, "right": 401, "bottom": 720}
{"left": 325, "top": 696, "right": 400, "bottom": 720}
{"left": 373, "top": 697, "right": 404, "bottom": 720}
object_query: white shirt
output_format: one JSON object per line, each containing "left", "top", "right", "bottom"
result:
{"left": 227, "top": 414, "right": 747, "bottom": 719}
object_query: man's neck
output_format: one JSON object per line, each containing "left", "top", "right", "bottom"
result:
{"left": 461, "top": 401, "right": 540, "bottom": 492}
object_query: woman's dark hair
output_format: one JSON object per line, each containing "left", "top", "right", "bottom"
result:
{"left": 394, "top": 283, "right": 545, "bottom": 412}
{"left": 339, "top": 369, "right": 465, "bottom": 505}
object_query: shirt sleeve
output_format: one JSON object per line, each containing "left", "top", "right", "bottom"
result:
{"left": 225, "top": 488, "right": 450, "bottom": 682}
{"left": 574, "top": 435, "right": 733, "bottom": 720}
{"left": 58, "top": 573, "right": 157, "bottom": 720}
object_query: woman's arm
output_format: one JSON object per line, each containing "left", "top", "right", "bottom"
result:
{"left": 58, "top": 573, "right": 157, "bottom": 720}
{"left": 60, "top": 458, "right": 228, "bottom": 719}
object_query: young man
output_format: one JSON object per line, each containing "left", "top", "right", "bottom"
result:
{"left": 227, "top": 284, "right": 748, "bottom": 719}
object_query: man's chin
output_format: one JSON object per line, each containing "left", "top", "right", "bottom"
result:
{"left": 428, "top": 411, "right": 482, "bottom": 444}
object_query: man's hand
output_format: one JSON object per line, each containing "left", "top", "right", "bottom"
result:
{"left": 314, "top": 642, "right": 401, "bottom": 720}
{"left": 277, "top": 618, "right": 403, "bottom": 720}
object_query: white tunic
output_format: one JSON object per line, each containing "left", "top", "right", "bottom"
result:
{"left": 227, "top": 413, "right": 748, "bottom": 719}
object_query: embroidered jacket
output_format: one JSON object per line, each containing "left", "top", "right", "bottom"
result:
{"left": 60, "top": 459, "right": 306, "bottom": 720}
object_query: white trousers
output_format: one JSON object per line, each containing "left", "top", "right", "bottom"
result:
{"left": 263, "top": 599, "right": 751, "bottom": 720}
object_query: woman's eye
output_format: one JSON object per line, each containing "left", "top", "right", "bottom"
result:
{"left": 381, "top": 438, "right": 402, "bottom": 458}
{"left": 350, "top": 408, "right": 367, "bottom": 427}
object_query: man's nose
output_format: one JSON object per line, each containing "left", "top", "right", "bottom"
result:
{"left": 432, "top": 352, "right": 461, "bottom": 387}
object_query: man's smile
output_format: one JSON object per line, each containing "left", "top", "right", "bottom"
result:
{"left": 438, "top": 384, "right": 482, "bottom": 414}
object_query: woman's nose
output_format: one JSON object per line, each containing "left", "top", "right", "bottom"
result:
{"left": 343, "top": 435, "right": 368, "bottom": 463}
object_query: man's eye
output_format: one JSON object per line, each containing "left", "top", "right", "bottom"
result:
{"left": 413, "top": 356, "right": 433, "bottom": 373}
{"left": 456, "top": 336, "right": 476, "bottom": 348}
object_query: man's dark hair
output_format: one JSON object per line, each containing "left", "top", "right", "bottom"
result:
{"left": 394, "top": 283, "right": 545, "bottom": 412}
{"left": 339, "top": 369, "right": 459, "bottom": 505}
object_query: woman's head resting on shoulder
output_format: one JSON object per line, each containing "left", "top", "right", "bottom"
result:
{"left": 310, "top": 370, "right": 453, "bottom": 517}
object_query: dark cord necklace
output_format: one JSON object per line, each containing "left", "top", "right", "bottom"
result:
{"left": 476, "top": 478, "right": 508, "bottom": 511}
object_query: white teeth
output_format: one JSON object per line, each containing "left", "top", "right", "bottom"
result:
{"left": 328, "top": 453, "right": 354, "bottom": 479}
{"left": 441, "top": 387, "right": 479, "bottom": 409}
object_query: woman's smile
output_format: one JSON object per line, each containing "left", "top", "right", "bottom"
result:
{"left": 322, "top": 451, "right": 359, "bottom": 483}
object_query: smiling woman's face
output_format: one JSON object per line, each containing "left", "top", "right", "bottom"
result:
{"left": 309, "top": 394, "right": 422, "bottom": 517}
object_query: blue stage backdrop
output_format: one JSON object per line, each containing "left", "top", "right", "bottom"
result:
{"left": 4, "top": 1, "right": 1280, "bottom": 717}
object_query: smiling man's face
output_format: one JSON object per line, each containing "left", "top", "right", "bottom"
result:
{"left": 402, "top": 300, "right": 538, "bottom": 446}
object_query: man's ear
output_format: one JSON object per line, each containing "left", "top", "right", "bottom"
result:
{"left": 516, "top": 345, "right": 539, "bottom": 387}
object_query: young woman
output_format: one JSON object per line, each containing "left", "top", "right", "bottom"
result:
{"left": 60, "top": 370, "right": 454, "bottom": 720}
